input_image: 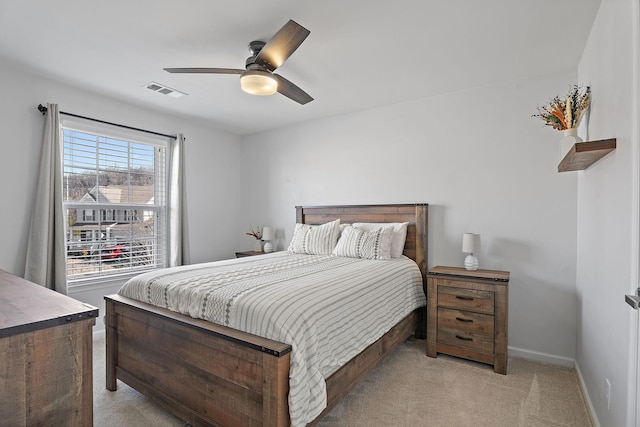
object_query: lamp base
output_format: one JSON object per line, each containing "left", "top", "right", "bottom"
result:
{"left": 263, "top": 241, "right": 273, "bottom": 253}
{"left": 464, "top": 254, "right": 478, "bottom": 271}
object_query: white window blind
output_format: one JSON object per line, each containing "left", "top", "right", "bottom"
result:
{"left": 61, "top": 118, "right": 169, "bottom": 284}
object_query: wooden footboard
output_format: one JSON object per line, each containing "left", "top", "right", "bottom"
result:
{"left": 105, "top": 294, "right": 292, "bottom": 427}
{"left": 106, "top": 295, "right": 418, "bottom": 427}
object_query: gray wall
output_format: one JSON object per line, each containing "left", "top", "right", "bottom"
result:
{"left": 577, "top": 0, "right": 638, "bottom": 426}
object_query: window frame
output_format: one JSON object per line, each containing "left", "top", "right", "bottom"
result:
{"left": 60, "top": 116, "right": 171, "bottom": 288}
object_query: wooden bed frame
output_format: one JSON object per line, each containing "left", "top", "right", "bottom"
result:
{"left": 105, "top": 203, "right": 428, "bottom": 426}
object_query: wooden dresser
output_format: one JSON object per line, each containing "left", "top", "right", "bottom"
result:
{"left": 0, "top": 269, "right": 98, "bottom": 426}
{"left": 426, "top": 266, "right": 509, "bottom": 374}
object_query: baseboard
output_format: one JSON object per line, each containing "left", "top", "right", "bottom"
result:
{"left": 508, "top": 345, "right": 575, "bottom": 368}
{"left": 575, "top": 361, "right": 601, "bottom": 427}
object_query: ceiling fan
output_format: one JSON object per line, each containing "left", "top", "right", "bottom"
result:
{"left": 164, "top": 20, "right": 313, "bottom": 105}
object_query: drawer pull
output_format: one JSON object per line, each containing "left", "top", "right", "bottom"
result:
{"left": 455, "top": 335, "right": 473, "bottom": 341}
{"left": 455, "top": 317, "right": 473, "bottom": 323}
{"left": 455, "top": 295, "right": 474, "bottom": 301}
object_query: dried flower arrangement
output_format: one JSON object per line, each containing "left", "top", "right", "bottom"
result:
{"left": 246, "top": 225, "right": 263, "bottom": 240}
{"left": 533, "top": 85, "right": 591, "bottom": 131}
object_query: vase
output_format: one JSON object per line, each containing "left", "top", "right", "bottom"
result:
{"left": 253, "top": 240, "right": 263, "bottom": 252}
{"left": 560, "top": 128, "right": 583, "bottom": 160}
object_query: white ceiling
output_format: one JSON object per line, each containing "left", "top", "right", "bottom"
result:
{"left": 0, "top": 1, "right": 601, "bottom": 135}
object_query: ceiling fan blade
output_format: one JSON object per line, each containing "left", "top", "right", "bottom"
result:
{"left": 164, "top": 67, "right": 244, "bottom": 74}
{"left": 274, "top": 74, "right": 313, "bottom": 105}
{"left": 255, "top": 20, "right": 310, "bottom": 71}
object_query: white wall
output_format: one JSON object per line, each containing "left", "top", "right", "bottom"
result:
{"left": 239, "top": 73, "right": 581, "bottom": 362}
{"left": 576, "top": 0, "right": 638, "bottom": 426}
{"left": 0, "top": 58, "right": 244, "bottom": 331}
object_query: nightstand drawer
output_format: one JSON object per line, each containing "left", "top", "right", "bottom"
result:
{"left": 438, "top": 327, "right": 494, "bottom": 354}
{"left": 437, "top": 307, "right": 494, "bottom": 335}
{"left": 438, "top": 285, "right": 494, "bottom": 314}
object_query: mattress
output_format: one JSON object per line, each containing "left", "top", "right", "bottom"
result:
{"left": 118, "top": 251, "right": 426, "bottom": 426}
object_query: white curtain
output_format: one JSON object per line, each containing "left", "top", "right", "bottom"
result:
{"left": 168, "top": 133, "right": 190, "bottom": 267}
{"left": 24, "top": 103, "right": 68, "bottom": 294}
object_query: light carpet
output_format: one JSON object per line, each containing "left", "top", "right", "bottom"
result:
{"left": 93, "top": 337, "right": 593, "bottom": 426}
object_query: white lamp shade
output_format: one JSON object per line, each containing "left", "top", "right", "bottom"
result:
{"left": 262, "top": 226, "right": 275, "bottom": 241}
{"left": 240, "top": 70, "right": 277, "bottom": 96}
{"left": 462, "top": 233, "right": 481, "bottom": 254}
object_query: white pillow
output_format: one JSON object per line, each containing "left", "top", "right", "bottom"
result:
{"left": 287, "top": 219, "right": 341, "bottom": 255}
{"left": 339, "top": 223, "right": 350, "bottom": 235}
{"left": 352, "top": 222, "right": 409, "bottom": 258}
{"left": 332, "top": 225, "right": 394, "bottom": 260}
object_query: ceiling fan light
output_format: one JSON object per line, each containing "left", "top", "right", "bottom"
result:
{"left": 240, "top": 71, "right": 278, "bottom": 96}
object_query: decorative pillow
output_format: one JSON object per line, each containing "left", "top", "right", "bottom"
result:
{"left": 287, "top": 219, "right": 341, "bottom": 255}
{"left": 352, "top": 222, "right": 409, "bottom": 258}
{"left": 332, "top": 225, "right": 394, "bottom": 260}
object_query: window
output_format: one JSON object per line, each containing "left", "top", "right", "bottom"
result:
{"left": 102, "top": 209, "right": 114, "bottom": 222}
{"left": 62, "top": 120, "right": 169, "bottom": 284}
{"left": 82, "top": 209, "right": 95, "bottom": 222}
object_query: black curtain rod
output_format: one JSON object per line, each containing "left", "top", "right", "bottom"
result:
{"left": 37, "top": 104, "right": 177, "bottom": 140}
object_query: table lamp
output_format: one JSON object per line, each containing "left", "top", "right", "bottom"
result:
{"left": 262, "top": 226, "right": 275, "bottom": 253}
{"left": 462, "top": 233, "right": 481, "bottom": 271}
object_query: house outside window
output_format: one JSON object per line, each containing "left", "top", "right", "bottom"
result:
{"left": 62, "top": 120, "right": 169, "bottom": 284}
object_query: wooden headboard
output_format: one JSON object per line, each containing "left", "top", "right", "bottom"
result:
{"left": 295, "top": 203, "right": 429, "bottom": 281}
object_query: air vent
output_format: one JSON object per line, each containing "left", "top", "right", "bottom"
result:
{"left": 143, "top": 81, "right": 187, "bottom": 98}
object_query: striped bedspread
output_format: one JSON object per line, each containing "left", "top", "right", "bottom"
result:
{"left": 118, "top": 251, "right": 426, "bottom": 426}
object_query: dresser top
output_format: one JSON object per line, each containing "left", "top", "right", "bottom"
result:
{"left": 0, "top": 269, "right": 98, "bottom": 338}
{"left": 428, "top": 265, "right": 510, "bottom": 282}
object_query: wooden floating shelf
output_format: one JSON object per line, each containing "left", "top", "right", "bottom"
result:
{"left": 558, "top": 138, "right": 616, "bottom": 172}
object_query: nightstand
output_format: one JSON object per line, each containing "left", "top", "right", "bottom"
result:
{"left": 235, "top": 251, "right": 264, "bottom": 258}
{"left": 426, "top": 266, "right": 510, "bottom": 374}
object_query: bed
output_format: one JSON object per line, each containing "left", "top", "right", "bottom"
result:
{"left": 105, "top": 203, "right": 428, "bottom": 426}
